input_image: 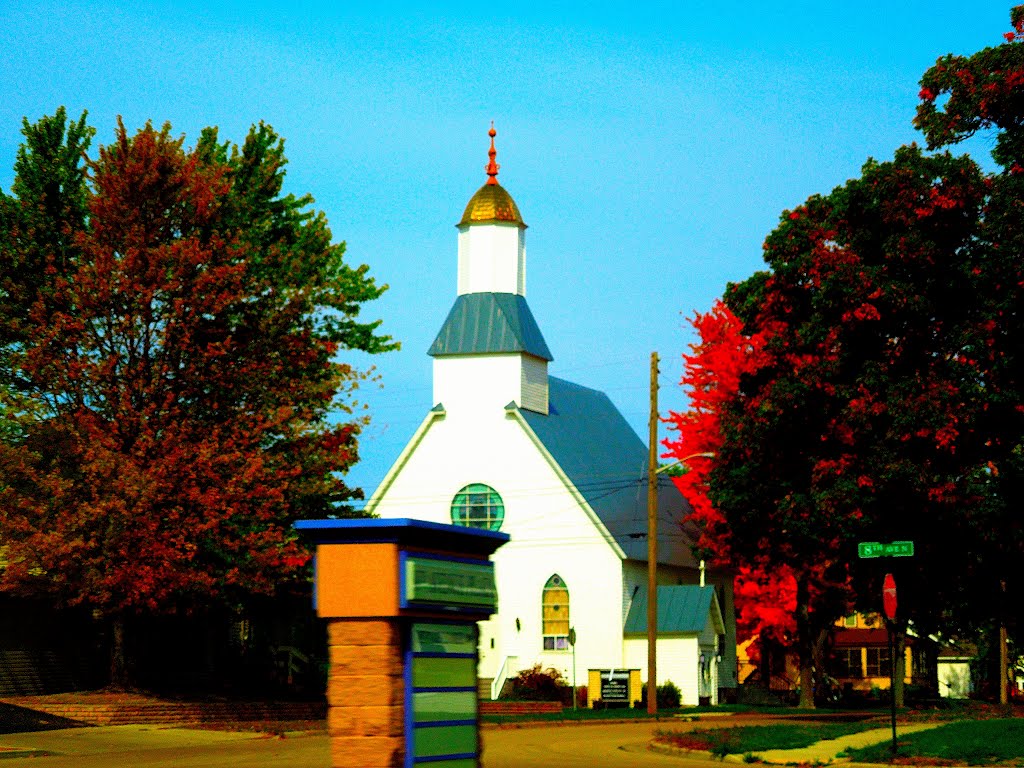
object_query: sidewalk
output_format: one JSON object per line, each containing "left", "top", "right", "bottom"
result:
{"left": 0, "top": 724, "right": 269, "bottom": 760}
{"left": 723, "top": 722, "right": 943, "bottom": 764}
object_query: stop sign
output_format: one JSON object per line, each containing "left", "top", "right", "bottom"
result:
{"left": 883, "top": 573, "right": 897, "bottom": 620}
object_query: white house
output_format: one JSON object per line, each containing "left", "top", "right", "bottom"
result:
{"left": 366, "top": 127, "right": 736, "bottom": 705}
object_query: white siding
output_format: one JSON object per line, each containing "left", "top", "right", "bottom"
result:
{"left": 433, "top": 354, "right": 524, "bottom": 414}
{"left": 520, "top": 356, "right": 548, "bottom": 414}
{"left": 456, "top": 223, "right": 525, "bottom": 296}
{"left": 623, "top": 636, "right": 701, "bottom": 706}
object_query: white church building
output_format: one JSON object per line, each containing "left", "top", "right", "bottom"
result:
{"left": 366, "top": 127, "right": 736, "bottom": 705}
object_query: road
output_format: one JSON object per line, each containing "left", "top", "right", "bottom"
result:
{"left": 0, "top": 720, "right": 730, "bottom": 768}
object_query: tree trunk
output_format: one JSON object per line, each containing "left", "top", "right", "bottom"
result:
{"left": 795, "top": 573, "right": 815, "bottom": 709}
{"left": 893, "top": 625, "right": 906, "bottom": 709}
{"left": 110, "top": 615, "right": 127, "bottom": 689}
{"left": 760, "top": 640, "right": 772, "bottom": 690}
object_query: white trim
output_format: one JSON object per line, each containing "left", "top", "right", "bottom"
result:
{"left": 504, "top": 406, "right": 627, "bottom": 560}
{"left": 363, "top": 407, "right": 446, "bottom": 515}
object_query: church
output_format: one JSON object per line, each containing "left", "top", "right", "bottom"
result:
{"left": 365, "top": 127, "right": 736, "bottom": 706}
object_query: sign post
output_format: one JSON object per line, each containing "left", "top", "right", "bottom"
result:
{"left": 883, "top": 573, "right": 898, "bottom": 756}
{"left": 568, "top": 627, "right": 577, "bottom": 710}
{"left": 295, "top": 518, "right": 508, "bottom": 768}
{"left": 859, "top": 540, "right": 914, "bottom": 757}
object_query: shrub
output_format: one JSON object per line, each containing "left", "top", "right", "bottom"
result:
{"left": 505, "top": 664, "right": 569, "bottom": 702}
{"left": 638, "top": 680, "right": 683, "bottom": 709}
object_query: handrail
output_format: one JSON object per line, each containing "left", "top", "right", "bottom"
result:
{"left": 490, "top": 655, "right": 519, "bottom": 701}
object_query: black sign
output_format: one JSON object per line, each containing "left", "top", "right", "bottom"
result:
{"left": 599, "top": 670, "right": 629, "bottom": 701}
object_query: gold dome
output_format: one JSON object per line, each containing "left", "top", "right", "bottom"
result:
{"left": 458, "top": 182, "right": 526, "bottom": 227}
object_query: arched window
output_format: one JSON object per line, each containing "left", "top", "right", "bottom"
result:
{"left": 450, "top": 484, "right": 504, "bottom": 531}
{"left": 542, "top": 574, "right": 570, "bottom": 650}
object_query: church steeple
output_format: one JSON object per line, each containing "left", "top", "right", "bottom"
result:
{"left": 455, "top": 124, "right": 528, "bottom": 297}
{"left": 431, "top": 125, "right": 550, "bottom": 415}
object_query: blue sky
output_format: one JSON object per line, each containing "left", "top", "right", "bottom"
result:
{"left": 0, "top": 1, "right": 1011, "bottom": 502}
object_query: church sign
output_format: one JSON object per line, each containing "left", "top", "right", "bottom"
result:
{"left": 600, "top": 669, "right": 631, "bottom": 701}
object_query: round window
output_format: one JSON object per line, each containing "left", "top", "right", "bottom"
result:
{"left": 450, "top": 483, "right": 504, "bottom": 531}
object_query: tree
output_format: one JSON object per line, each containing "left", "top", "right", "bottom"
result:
{"left": 664, "top": 301, "right": 801, "bottom": 686}
{"left": 0, "top": 111, "right": 396, "bottom": 685}
{"left": 915, "top": 6, "right": 1024, "bottom": 696}
{"left": 709, "top": 143, "right": 988, "bottom": 707}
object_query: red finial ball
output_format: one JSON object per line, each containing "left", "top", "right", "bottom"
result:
{"left": 485, "top": 122, "right": 500, "bottom": 185}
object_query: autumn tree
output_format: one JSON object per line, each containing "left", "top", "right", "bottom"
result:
{"left": 0, "top": 111, "right": 396, "bottom": 685}
{"left": 664, "top": 301, "right": 800, "bottom": 685}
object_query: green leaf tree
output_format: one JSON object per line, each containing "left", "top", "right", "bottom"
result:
{"left": 915, "top": 7, "right": 1024, "bottom": 698}
{"left": 712, "top": 145, "right": 988, "bottom": 707}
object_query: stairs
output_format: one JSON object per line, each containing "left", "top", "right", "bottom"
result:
{"left": 477, "top": 677, "right": 493, "bottom": 700}
{"left": 0, "top": 694, "right": 326, "bottom": 727}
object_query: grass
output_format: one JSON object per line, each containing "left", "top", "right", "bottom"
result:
{"left": 654, "top": 721, "right": 882, "bottom": 756}
{"left": 845, "top": 718, "right": 1024, "bottom": 765}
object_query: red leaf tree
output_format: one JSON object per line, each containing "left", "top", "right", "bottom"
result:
{"left": 0, "top": 111, "right": 396, "bottom": 685}
{"left": 664, "top": 301, "right": 799, "bottom": 687}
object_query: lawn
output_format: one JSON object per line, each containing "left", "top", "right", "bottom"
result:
{"left": 845, "top": 718, "right": 1024, "bottom": 765}
{"left": 654, "top": 721, "right": 881, "bottom": 756}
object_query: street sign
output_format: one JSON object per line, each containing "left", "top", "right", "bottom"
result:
{"left": 568, "top": 627, "right": 577, "bottom": 647}
{"left": 858, "top": 540, "right": 914, "bottom": 558}
{"left": 883, "top": 573, "right": 897, "bottom": 620}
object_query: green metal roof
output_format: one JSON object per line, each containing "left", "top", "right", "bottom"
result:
{"left": 428, "top": 293, "right": 553, "bottom": 361}
{"left": 624, "top": 585, "right": 716, "bottom": 634}
{"left": 518, "top": 377, "right": 696, "bottom": 567}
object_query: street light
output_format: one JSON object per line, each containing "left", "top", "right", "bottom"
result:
{"left": 646, "top": 450, "right": 715, "bottom": 714}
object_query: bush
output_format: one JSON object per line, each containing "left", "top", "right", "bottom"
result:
{"left": 638, "top": 680, "right": 682, "bottom": 709}
{"left": 505, "top": 664, "right": 569, "bottom": 702}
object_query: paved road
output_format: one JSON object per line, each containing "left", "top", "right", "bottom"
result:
{"left": 484, "top": 721, "right": 727, "bottom": 768}
{"left": 0, "top": 720, "right": 730, "bottom": 768}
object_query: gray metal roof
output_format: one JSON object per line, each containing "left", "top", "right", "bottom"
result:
{"left": 518, "top": 376, "right": 697, "bottom": 567}
{"left": 624, "top": 585, "right": 716, "bottom": 634}
{"left": 428, "top": 293, "right": 553, "bottom": 361}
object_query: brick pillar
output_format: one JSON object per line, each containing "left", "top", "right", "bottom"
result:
{"left": 326, "top": 618, "right": 405, "bottom": 768}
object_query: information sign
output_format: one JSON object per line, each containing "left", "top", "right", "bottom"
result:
{"left": 404, "top": 556, "right": 497, "bottom": 610}
{"left": 600, "top": 670, "right": 630, "bottom": 702}
{"left": 858, "top": 541, "right": 914, "bottom": 559}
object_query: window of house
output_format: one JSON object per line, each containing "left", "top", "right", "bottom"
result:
{"left": 844, "top": 615, "right": 858, "bottom": 628}
{"left": 542, "top": 574, "right": 569, "bottom": 651}
{"left": 866, "top": 647, "right": 891, "bottom": 677}
{"left": 450, "top": 484, "right": 504, "bottom": 531}
{"left": 833, "top": 648, "right": 863, "bottom": 678}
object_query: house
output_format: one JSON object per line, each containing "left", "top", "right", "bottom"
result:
{"left": 365, "top": 127, "right": 737, "bottom": 705}
{"left": 829, "top": 613, "right": 936, "bottom": 697}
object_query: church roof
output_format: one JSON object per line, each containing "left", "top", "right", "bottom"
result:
{"left": 458, "top": 182, "right": 526, "bottom": 227}
{"left": 429, "top": 292, "right": 553, "bottom": 361}
{"left": 518, "top": 376, "right": 697, "bottom": 567}
{"left": 623, "top": 586, "right": 718, "bottom": 635}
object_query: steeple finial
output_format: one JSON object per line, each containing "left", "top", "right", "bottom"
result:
{"left": 485, "top": 121, "right": 500, "bottom": 185}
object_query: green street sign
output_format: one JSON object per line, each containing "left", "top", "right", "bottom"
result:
{"left": 858, "top": 541, "right": 914, "bottom": 558}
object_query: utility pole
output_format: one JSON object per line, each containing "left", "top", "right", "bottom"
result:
{"left": 647, "top": 351, "right": 659, "bottom": 715}
{"left": 1000, "top": 580, "right": 1008, "bottom": 706}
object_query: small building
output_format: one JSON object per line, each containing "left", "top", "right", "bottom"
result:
{"left": 936, "top": 642, "right": 976, "bottom": 699}
{"left": 623, "top": 585, "right": 725, "bottom": 705}
{"left": 366, "top": 128, "right": 737, "bottom": 705}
